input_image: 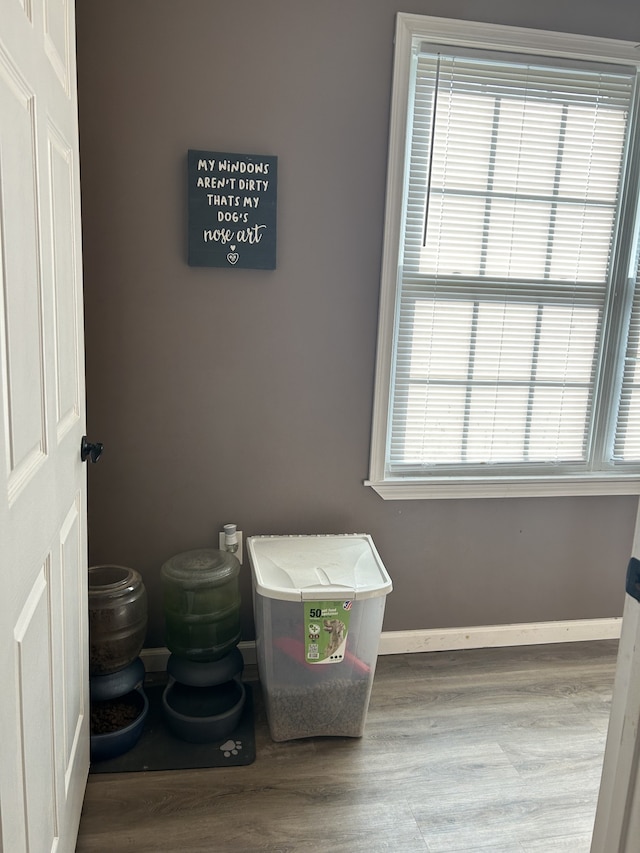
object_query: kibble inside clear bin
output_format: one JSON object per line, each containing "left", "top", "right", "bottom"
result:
{"left": 247, "top": 534, "right": 392, "bottom": 742}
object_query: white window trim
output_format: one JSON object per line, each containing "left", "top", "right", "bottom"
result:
{"left": 367, "top": 14, "right": 640, "bottom": 500}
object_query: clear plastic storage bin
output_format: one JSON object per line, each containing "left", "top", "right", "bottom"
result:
{"left": 247, "top": 534, "right": 392, "bottom": 741}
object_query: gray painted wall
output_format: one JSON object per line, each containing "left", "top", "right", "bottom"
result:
{"left": 76, "top": 0, "right": 640, "bottom": 649}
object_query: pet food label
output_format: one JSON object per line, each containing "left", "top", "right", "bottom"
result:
{"left": 304, "top": 600, "right": 352, "bottom": 664}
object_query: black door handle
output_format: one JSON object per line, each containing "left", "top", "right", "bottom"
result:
{"left": 81, "top": 436, "right": 104, "bottom": 463}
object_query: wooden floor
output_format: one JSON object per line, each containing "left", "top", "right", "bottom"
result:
{"left": 76, "top": 640, "right": 618, "bottom": 853}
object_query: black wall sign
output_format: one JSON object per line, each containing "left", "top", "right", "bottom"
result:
{"left": 188, "top": 149, "right": 277, "bottom": 269}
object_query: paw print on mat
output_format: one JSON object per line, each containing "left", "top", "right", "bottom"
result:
{"left": 220, "top": 739, "right": 242, "bottom": 758}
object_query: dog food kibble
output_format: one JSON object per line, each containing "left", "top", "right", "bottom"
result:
{"left": 265, "top": 678, "right": 371, "bottom": 741}
{"left": 90, "top": 693, "right": 143, "bottom": 735}
{"left": 88, "top": 565, "right": 147, "bottom": 675}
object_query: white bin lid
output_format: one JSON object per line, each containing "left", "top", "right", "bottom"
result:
{"left": 247, "top": 534, "right": 392, "bottom": 601}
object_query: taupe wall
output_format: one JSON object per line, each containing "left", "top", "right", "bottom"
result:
{"left": 76, "top": 0, "right": 640, "bottom": 649}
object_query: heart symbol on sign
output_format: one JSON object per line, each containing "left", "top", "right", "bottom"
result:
{"left": 227, "top": 252, "right": 239, "bottom": 265}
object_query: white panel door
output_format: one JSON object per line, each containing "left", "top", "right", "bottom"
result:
{"left": 0, "top": 0, "right": 89, "bottom": 851}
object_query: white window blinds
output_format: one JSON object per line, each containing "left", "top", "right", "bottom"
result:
{"left": 385, "top": 42, "right": 640, "bottom": 483}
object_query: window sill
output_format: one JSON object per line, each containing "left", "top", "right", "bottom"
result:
{"left": 364, "top": 475, "right": 640, "bottom": 500}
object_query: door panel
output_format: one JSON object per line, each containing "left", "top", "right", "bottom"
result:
{"left": 49, "top": 123, "right": 82, "bottom": 438}
{"left": 43, "top": 0, "right": 70, "bottom": 91}
{"left": 58, "top": 496, "right": 85, "bottom": 784}
{"left": 0, "top": 50, "right": 47, "bottom": 494}
{"left": 15, "top": 565, "right": 58, "bottom": 850}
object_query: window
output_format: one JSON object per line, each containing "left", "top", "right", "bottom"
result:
{"left": 367, "top": 14, "right": 640, "bottom": 499}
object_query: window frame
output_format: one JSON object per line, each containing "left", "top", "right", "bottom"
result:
{"left": 367, "top": 13, "right": 640, "bottom": 500}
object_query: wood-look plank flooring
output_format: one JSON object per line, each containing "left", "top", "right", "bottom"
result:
{"left": 76, "top": 640, "right": 618, "bottom": 852}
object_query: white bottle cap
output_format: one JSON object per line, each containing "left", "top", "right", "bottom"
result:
{"left": 223, "top": 523, "right": 238, "bottom": 546}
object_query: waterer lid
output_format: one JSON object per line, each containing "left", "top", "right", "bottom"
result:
{"left": 161, "top": 548, "right": 240, "bottom": 585}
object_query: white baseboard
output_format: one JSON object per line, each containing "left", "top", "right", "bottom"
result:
{"left": 140, "top": 617, "right": 621, "bottom": 673}
{"left": 378, "top": 617, "right": 621, "bottom": 655}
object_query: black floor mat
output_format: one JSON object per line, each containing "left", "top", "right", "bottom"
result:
{"left": 90, "top": 681, "right": 255, "bottom": 774}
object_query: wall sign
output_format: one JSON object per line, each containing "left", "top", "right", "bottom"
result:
{"left": 188, "top": 149, "right": 277, "bottom": 269}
